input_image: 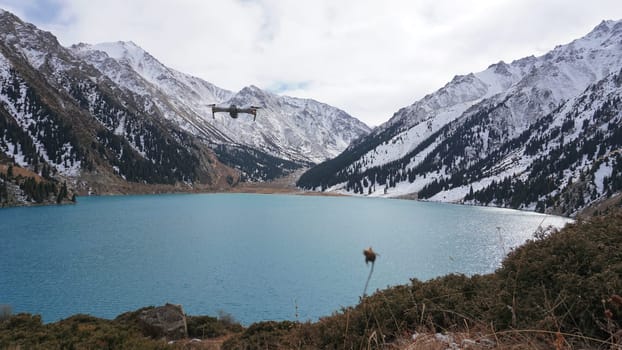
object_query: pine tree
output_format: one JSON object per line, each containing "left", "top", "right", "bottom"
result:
{"left": 41, "top": 164, "right": 50, "bottom": 179}
{"left": 0, "top": 180, "right": 5, "bottom": 204}
{"left": 57, "top": 181, "right": 68, "bottom": 204}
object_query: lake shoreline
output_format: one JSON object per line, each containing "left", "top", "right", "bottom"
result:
{"left": 1, "top": 162, "right": 598, "bottom": 219}
{"left": 1, "top": 193, "right": 571, "bottom": 325}
{"left": 1, "top": 181, "right": 577, "bottom": 220}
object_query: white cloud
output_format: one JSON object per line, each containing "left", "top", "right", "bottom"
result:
{"left": 2, "top": 0, "right": 622, "bottom": 126}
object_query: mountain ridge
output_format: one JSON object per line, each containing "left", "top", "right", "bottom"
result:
{"left": 298, "top": 18, "right": 622, "bottom": 216}
{"left": 71, "top": 40, "right": 370, "bottom": 165}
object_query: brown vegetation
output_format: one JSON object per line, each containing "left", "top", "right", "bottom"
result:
{"left": 0, "top": 164, "right": 43, "bottom": 182}
{"left": 0, "top": 307, "right": 243, "bottom": 350}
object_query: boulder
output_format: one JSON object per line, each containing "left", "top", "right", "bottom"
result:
{"left": 138, "top": 303, "right": 188, "bottom": 340}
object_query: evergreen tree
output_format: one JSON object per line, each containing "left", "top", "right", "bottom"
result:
{"left": 0, "top": 180, "right": 6, "bottom": 204}
{"left": 57, "top": 181, "right": 68, "bottom": 204}
{"left": 41, "top": 164, "right": 50, "bottom": 179}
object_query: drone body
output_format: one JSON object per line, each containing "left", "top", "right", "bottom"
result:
{"left": 209, "top": 104, "right": 261, "bottom": 121}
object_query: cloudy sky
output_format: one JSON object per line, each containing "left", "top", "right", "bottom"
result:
{"left": 1, "top": 0, "right": 621, "bottom": 126}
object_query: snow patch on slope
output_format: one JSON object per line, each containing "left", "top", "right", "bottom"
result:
{"left": 0, "top": 52, "right": 81, "bottom": 176}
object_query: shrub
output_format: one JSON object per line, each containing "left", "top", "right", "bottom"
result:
{"left": 0, "top": 312, "right": 168, "bottom": 349}
{"left": 187, "top": 314, "right": 243, "bottom": 339}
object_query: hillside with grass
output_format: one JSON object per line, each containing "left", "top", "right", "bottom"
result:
{"left": 2, "top": 208, "right": 621, "bottom": 349}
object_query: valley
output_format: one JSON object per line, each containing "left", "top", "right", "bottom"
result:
{"left": 1, "top": 9, "right": 621, "bottom": 217}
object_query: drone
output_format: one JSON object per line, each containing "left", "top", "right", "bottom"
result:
{"left": 208, "top": 104, "right": 261, "bottom": 121}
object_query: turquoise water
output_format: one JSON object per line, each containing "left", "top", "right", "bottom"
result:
{"left": 0, "top": 193, "right": 571, "bottom": 324}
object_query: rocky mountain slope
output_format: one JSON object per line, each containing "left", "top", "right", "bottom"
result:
{"left": 298, "top": 19, "right": 622, "bottom": 216}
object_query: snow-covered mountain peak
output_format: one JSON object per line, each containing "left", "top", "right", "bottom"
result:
{"left": 559, "top": 19, "right": 622, "bottom": 52}
{"left": 230, "top": 85, "right": 281, "bottom": 106}
{"left": 84, "top": 41, "right": 169, "bottom": 86}
{"left": 487, "top": 61, "right": 512, "bottom": 76}
{"left": 439, "top": 17, "right": 622, "bottom": 118}
{"left": 237, "top": 84, "right": 271, "bottom": 99}
{"left": 383, "top": 18, "right": 622, "bottom": 137}
{"left": 91, "top": 41, "right": 144, "bottom": 62}
{"left": 511, "top": 55, "right": 537, "bottom": 68}
{"left": 590, "top": 19, "right": 618, "bottom": 36}
{"left": 240, "top": 84, "right": 263, "bottom": 93}
{"left": 0, "top": 10, "right": 54, "bottom": 44}
{"left": 71, "top": 41, "right": 234, "bottom": 104}
{"left": 88, "top": 41, "right": 165, "bottom": 79}
{"left": 0, "top": 9, "right": 20, "bottom": 24}
{"left": 0, "top": 10, "right": 67, "bottom": 70}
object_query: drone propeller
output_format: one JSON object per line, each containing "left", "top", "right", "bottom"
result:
{"left": 249, "top": 106, "right": 261, "bottom": 121}
{"left": 208, "top": 104, "right": 216, "bottom": 118}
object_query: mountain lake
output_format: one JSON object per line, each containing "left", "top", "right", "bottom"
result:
{"left": 0, "top": 193, "right": 572, "bottom": 324}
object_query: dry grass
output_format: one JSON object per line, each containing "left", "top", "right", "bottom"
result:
{"left": 0, "top": 164, "right": 43, "bottom": 182}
